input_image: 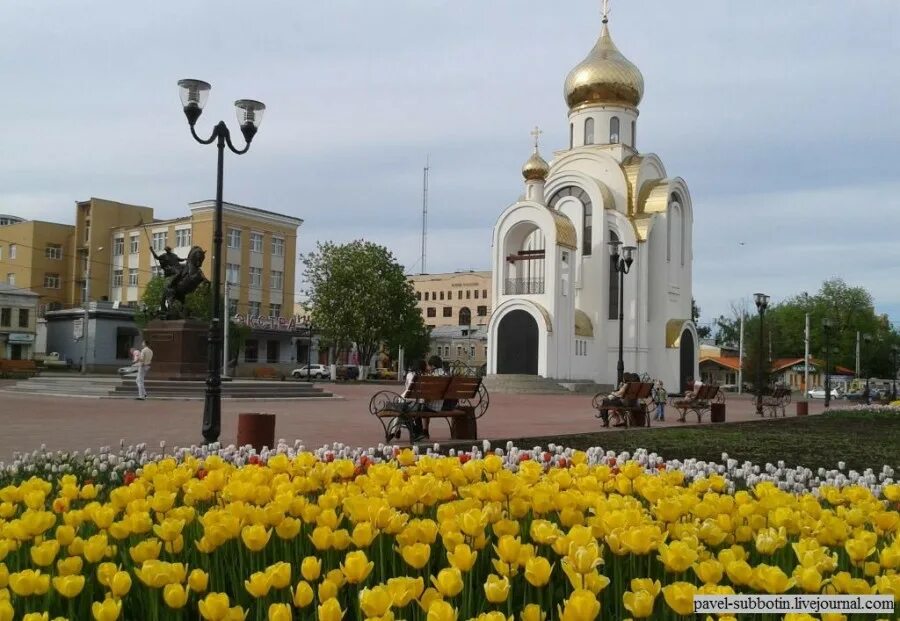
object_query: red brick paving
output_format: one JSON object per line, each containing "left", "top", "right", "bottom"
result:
{"left": 0, "top": 383, "right": 829, "bottom": 459}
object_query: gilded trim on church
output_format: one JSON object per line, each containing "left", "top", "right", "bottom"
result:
{"left": 550, "top": 211, "right": 578, "bottom": 250}
{"left": 666, "top": 319, "right": 691, "bottom": 348}
{"left": 574, "top": 309, "right": 594, "bottom": 337}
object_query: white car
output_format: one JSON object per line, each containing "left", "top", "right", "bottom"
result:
{"left": 292, "top": 364, "right": 328, "bottom": 379}
{"left": 807, "top": 387, "right": 840, "bottom": 399}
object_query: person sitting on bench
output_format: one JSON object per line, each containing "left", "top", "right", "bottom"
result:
{"left": 597, "top": 372, "right": 639, "bottom": 427}
{"left": 396, "top": 359, "right": 428, "bottom": 442}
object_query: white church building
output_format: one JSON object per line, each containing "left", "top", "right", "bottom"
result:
{"left": 486, "top": 8, "right": 698, "bottom": 392}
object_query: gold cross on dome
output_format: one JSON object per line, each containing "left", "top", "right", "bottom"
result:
{"left": 602, "top": 0, "right": 611, "bottom": 23}
{"left": 530, "top": 126, "right": 543, "bottom": 151}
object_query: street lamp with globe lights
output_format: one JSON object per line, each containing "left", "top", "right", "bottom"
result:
{"left": 177, "top": 79, "right": 265, "bottom": 444}
{"left": 608, "top": 240, "right": 636, "bottom": 386}
{"left": 753, "top": 293, "right": 770, "bottom": 416}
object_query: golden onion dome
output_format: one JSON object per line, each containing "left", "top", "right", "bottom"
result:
{"left": 522, "top": 149, "right": 550, "bottom": 181}
{"left": 564, "top": 20, "right": 644, "bottom": 111}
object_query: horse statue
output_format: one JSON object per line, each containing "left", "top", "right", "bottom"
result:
{"left": 156, "top": 246, "right": 209, "bottom": 319}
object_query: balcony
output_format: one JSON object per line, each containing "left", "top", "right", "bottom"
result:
{"left": 504, "top": 278, "right": 544, "bottom": 295}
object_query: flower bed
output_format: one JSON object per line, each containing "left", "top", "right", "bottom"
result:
{"left": 0, "top": 442, "right": 898, "bottom": 621}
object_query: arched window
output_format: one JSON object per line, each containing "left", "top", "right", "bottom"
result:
{"left": 608, "top": 230, "right": 620, "bottom": 320}
{"left": 609, "top": 117, "right": 620, "bottom": 144}
{"left": 631, "top": 120, "right": 636, "bottom": 147}
{"left": 459, "top": 307, "right": 471, "bottom": 326}
{"left": 548, "top": 186, "right": 593, "bottom": 256}
{"left": 584, "top": 118, "right": 595, "bottom": 145}
{"left": 569, "top": 123, "right": 574, "bottom": 148}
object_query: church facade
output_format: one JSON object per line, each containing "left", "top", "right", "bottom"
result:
{"left": 486, "top": 9, "right": 698, "bottom": 391}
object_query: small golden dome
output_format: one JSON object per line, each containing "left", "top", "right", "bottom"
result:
{"left": 564, "top": 21, "right": 644, "bottom": 111}
{"left": 522, "top": 149, "right": 550, "bottom": 181}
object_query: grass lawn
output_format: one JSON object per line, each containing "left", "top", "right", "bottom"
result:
{"left": 479, "top": 409, "right": 900, "bottom": 473}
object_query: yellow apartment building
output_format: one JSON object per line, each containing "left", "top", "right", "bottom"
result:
{"left": 408, "top": 271, "right": 493, "bottom": 328}
{"left": 0, "top": 218, "right": 76, "bottom": 314}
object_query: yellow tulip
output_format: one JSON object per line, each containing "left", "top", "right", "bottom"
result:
{"left": 224, "top": 606, "right": 248, "bottom": 621}
{"left": 352, "top": 522, "right": 378, "bottom": 548}
{"left": 29, "top": 540, "right": 60, "bottom": 567}
{"left": 725, "top": 559, "right": 753, "bottom": 585}
{"left": 309, "top": 526, "right": 334, "bottom": 550}
{"left": 751, "top": 564, "right": 795, "bottom": 594}
{"left": 484, "top": 574, "right": 510, "bottom": 604}
{"left": 426, "top": 600, "right": 457, "bottom": 621}
{"left": 109, "top": 571, "right": 132, "bottom": 598}
{"left": 244, "top": 571, "right": 272, "bottom": 598}
{"left": 83, "top": 534, "right": 109, "bottom": 563}
{"left": 189, "top": 568, "right": 209, "bottom": 593}
{"left": 657, "top": 541, "right": 698, "bottom": 573}
{"left": 318, "top": 578, "right": 339, "bottom": 601}
{"left": 623, "top": 589, "right": 656, "bottom": 618}
{"left": 630, "top": 578, "right": 662, "bottom": 597}
{"left": 693, "top": 559, "right": 724, "bottom": 585}
{"left": 240, "top": 524, "right": 271, "bottom": 552}
{"left": 129, "top": 539, "right": 162, "bottom": 564}
{"left": 447, "top": 543, "right": 477, "bottom": 572}
{"left": 494, "top": 535, "right": 521, "bottom": 564}
{"left": 52, "top": 574, "right": 85, "bottom": 599}
{"left": 164, "top": 583, "right": 189, "bottom": 609}
{"left": 55, "top": 555, "right": 83, "bottom": 576}
{"left": 267, "top": 603, "right": 292, "bottom": 621}
{"left": 199, "top": 593, "right": 231, "bottom": 621}
{"left": 21, "top": 614, "right": 48, "bottom": 621}
{"left": 360, "top": 585, "right": 394, "bottom": 617}
{"left": 520, "top": 604, "right": 546, "bottom": 621}
{"left": 341, "top": 550, "right": 374, "bottom": 584}
{"left": 55, "top": 525, "right": 76, "bottom": 547}
{"left": 292, "top": 580, "right": 314, "bottom": 608}
{"left": 266, "top": 562, "right": 292, "bottom": 589}
{"left": 91, "top": 598, "right": 122, "bottom": 621}
{"left": 317, "top": 598, "right": 345, "bottom": 621}
{"left": 431, "top": 567, "right": 464, "bottom": 597}
{"left": 401, "top": 543, "right": 431, "bottom": 570}
{"left": 96, "top": 562, "right": 118, "bottom": 587}
{"left": 662, "top": 582, "right": 698, "bottom": 616}
{"left": 844, "top": 538, "right": 875, "bottom": 564}
{"left": 9, "top": 570, "right": 50, "bottom": 597}
{"left": 387, "top": 576, "right": 424, "bottom": 607}
{"left": 300, "top": 556, "right": 322, "bottom": 581}
{"left": 275, "top": 516, "right": 302, "bottom": 540}
{"left": 558, "top": 589, "right": 600, "bottom": 621}
{"left": 0, "top": 600, "right": 12, "bottom": 621}
{"left": 524, "top": 556, "right": 553, "bottom": 587}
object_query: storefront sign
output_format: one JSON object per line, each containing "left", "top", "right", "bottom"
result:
{"left": 232, "top": 314, "right": 309, "bottom": 333}
{"left": 73, "top": 318, "right": 84, "bottom": 341}
{"left": 8, "top": 333, "right": 35, "bottom": 343}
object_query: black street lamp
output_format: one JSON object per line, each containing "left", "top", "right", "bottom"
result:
{"left": 301, "top": 314, "right": 314, "bottom": 378}
{"left": 822, "top": 317, "right": 835, "bottom": 408}
{"left": 862, "top": 333, "right": 873, "bottom": 404}
{"left": 891, "top": 345, "right": 899, "bottom": 401}
{"left": 753, "top": 293, "right": 769, "bottom": 416}
{"left": 608, "top": 240, "right": 636, "bottom": 386}
{"left": 178, "top": 79, "right": 265, "bottom": 444}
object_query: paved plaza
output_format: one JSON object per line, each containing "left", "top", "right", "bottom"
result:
{"left": 0, "top": 381, "right": 832, "bottom": 460}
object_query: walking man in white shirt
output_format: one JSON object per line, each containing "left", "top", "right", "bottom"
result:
{"left": 136, "top": 339, "right": 153, "bottom": 400}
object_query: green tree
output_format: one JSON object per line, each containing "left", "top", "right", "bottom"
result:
{"left": 303, "top": 240, "right": 427, "bottom": 369}
{"left": 692, "top": 297, "right": 711, "bottom": 339}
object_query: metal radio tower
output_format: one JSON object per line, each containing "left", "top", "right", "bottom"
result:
{"left": 421, "top": 155, "right": 429, "bottom": 274}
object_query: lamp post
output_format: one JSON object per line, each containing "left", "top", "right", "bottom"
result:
{"left": 178, "top": 79, "right": 265, "bottom": 444}
{"left": 753, "top": 293, "right": 769, "bottom": 415}
{"left": 608, "top": 240, "right": 635, "bottom": 386}
{"left": 891, "top": 345, "right": 898, "bottom": 401}
{"left": 862, "top": 333, "right": 873, "bottom": 404}
{"left": 302, "top": 314, "right": 314, "bottom": 378}
{"left": 822, "top": 318, "right": 835, "bottom": 408}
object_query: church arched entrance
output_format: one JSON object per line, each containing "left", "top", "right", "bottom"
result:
{"left": 679, "top": 329, "right": 695, "bottom": 392}
{"left": 497, "top": 310, "right": 538, "bottom": 375}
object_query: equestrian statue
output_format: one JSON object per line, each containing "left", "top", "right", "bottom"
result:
{"left": 150, "top": 245, "right": 209, "bottom": 319}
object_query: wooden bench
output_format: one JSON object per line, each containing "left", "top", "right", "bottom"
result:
{"left": 369, "top": 375, "right": 490, "bottom": 443}
{"left": 759, "top": 386, "right": 792, "bottom": 418}
{"left": 591, "top": 382, "right": 654, "bottom": 428}
{"left": 0, "top": 359, "right": 40, "bottom": 378}
{"left": 671, "top": 384, "right": 724, "bottom": 423}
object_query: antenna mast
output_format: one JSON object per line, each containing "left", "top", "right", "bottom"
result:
{"left": 421, "top": 156, "right": 429, "bottom": 274}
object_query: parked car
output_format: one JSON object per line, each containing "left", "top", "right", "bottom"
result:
{"left": 291, "top": 364, "right": 329, "bottom": 379}
{"left": 335, "top": 365, "right": 360, "bottom": 381}
{"left": 807, "top": 387, "right": 840, "bottom": 400}
{"left": 117, "top": 364, "right": 139, "bottom": 377}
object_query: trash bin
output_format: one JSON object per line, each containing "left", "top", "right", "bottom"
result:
{"left": 710, "top": 403, "right": 726, "bottom": 423}
{"left": 796, "top": 401, "right": 808, "bottom": 416}
{"left": 237, "top": 413, "right": 276, "bottom": 453}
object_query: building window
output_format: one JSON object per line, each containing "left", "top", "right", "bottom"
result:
{"left": 439, "top": 291, "right": 444, "bottom": 301}
{"left": 250, "top": 232, "right": 263, "bottom": 253}
{"left": 152, "top": 232, "right": 166, "bottom": 252}
{"left": 9, "top": 244, "right": 16, "bottom": 259}
{"left": 245, "top": 340, "right": 259, "bottom": 363}
{"left": 130, "top": 235, "right": 139, "bottom": 254}
{"left": 457, "top": 346, "right": 463, "bottom": 358}
{"left": 457, "top": 291, "right": 462, "bottom": 300}
{"left": 44, "top": 273, "right": 61, "bottom": 289}
{"left": 175, "top": 229, "right": 192, "bottom": 248}
{"left": 470, "top": 346, "right": 475, "bottom": 357}
{"left": 269, "top": 303, "right": 282, "bottom": 317}
{"left": 226, "top": 263, "right": 240, "bottom": 285}
{"left": 45, "top": 244, "right": 63, "bottom": 260}
{"left": 227, "top": 228, "right": 241, "bottom": 249}
{"left": 248, "top": 301, "right": 261, "bottom": 316}
{"left": 631, "top": 120, "right": 636, "bottom": 147}
{"left": 128, "top": 269, "right": 138, "bottom": 286}
{"left": 610, "top": 116, "right": 620, "bottom": 144}
{"left": 0, "top": 308, "right": 10, "bottom": 327}
{"left": 6, "top": 273, "right": 14, "bottom": 286}
{"left": 447, "top": 291, "right": 452, "bottom": 300}
{"left": 415, "top": 291, "right": 422, "bottom": 301}
{"left": 424, "top": 292, "right": 429, "bottom": 301}
{"left": 477, "top": 305, "right": 487, "bottom": 317}
{"left": 18, "top": 308, "right": 29, "bottom": 328}
{"left": 608, "top": 230, "right": 620, "bottom": 320}
{"left": 228, "top": 299, "right": 239, "bottom": 317}
{"left": 466, "top": 290, "right": 471, "bottom": 300}
{"left": 459, "top": 307, "right": 471, "bottom": 325}
{"left": 482, "top": 289, "right": 487, "bottom": 298}
{"left": 569, "top": 123, "right": 574, "bottom": 148}
{"left": 426, "top": 307, "right": 436, "bottom": 318}
{"left": 113, "top": 237, "right": 124, "bottom": 256}
{"left": 474, "top": 290, "right": 479, "bottom": 299}
{"left": 0, "top": 246, "right": 3, "bottom": 261}
{"left": 113, "top": 269, "right": 124, "bottom": 287}
{"left": 548, "top": 185, "right": 593, "bottom": 256}
{"left": 271, "top": 237, "right": 284, "bottom": 257}
{"left": 584, "top": 117, "right": 595, "bottom": 145}
{"left": 267, "top": 340, "right": 280, "bottom": 363}
{"left": 115, "top": 328, "right": 137, "bottom": 360}
{"left": 442, "top": 307, "right": 452, "bottom": 318}
{"left": 249, "top": 267, "right": 262, "bottom": 288}
{"left": 150, "top": 266, "right": 163, "bottom": 279}
{"left": 270, "top": 270, "right": 283, "bottom": 290}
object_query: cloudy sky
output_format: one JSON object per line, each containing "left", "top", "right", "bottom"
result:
{"left": 2, "top": 0, "right": 898, "bottom": 327}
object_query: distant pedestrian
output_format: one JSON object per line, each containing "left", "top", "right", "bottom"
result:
{"left": 136, "top": 340, "right": 153, "bottom": 400}
{"left": 652, "top": 380, "right": 668, "bottom": 421}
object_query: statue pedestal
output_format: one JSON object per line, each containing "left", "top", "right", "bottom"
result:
{"left": 143, "top": 319, "right": 209, "bottom": 380}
